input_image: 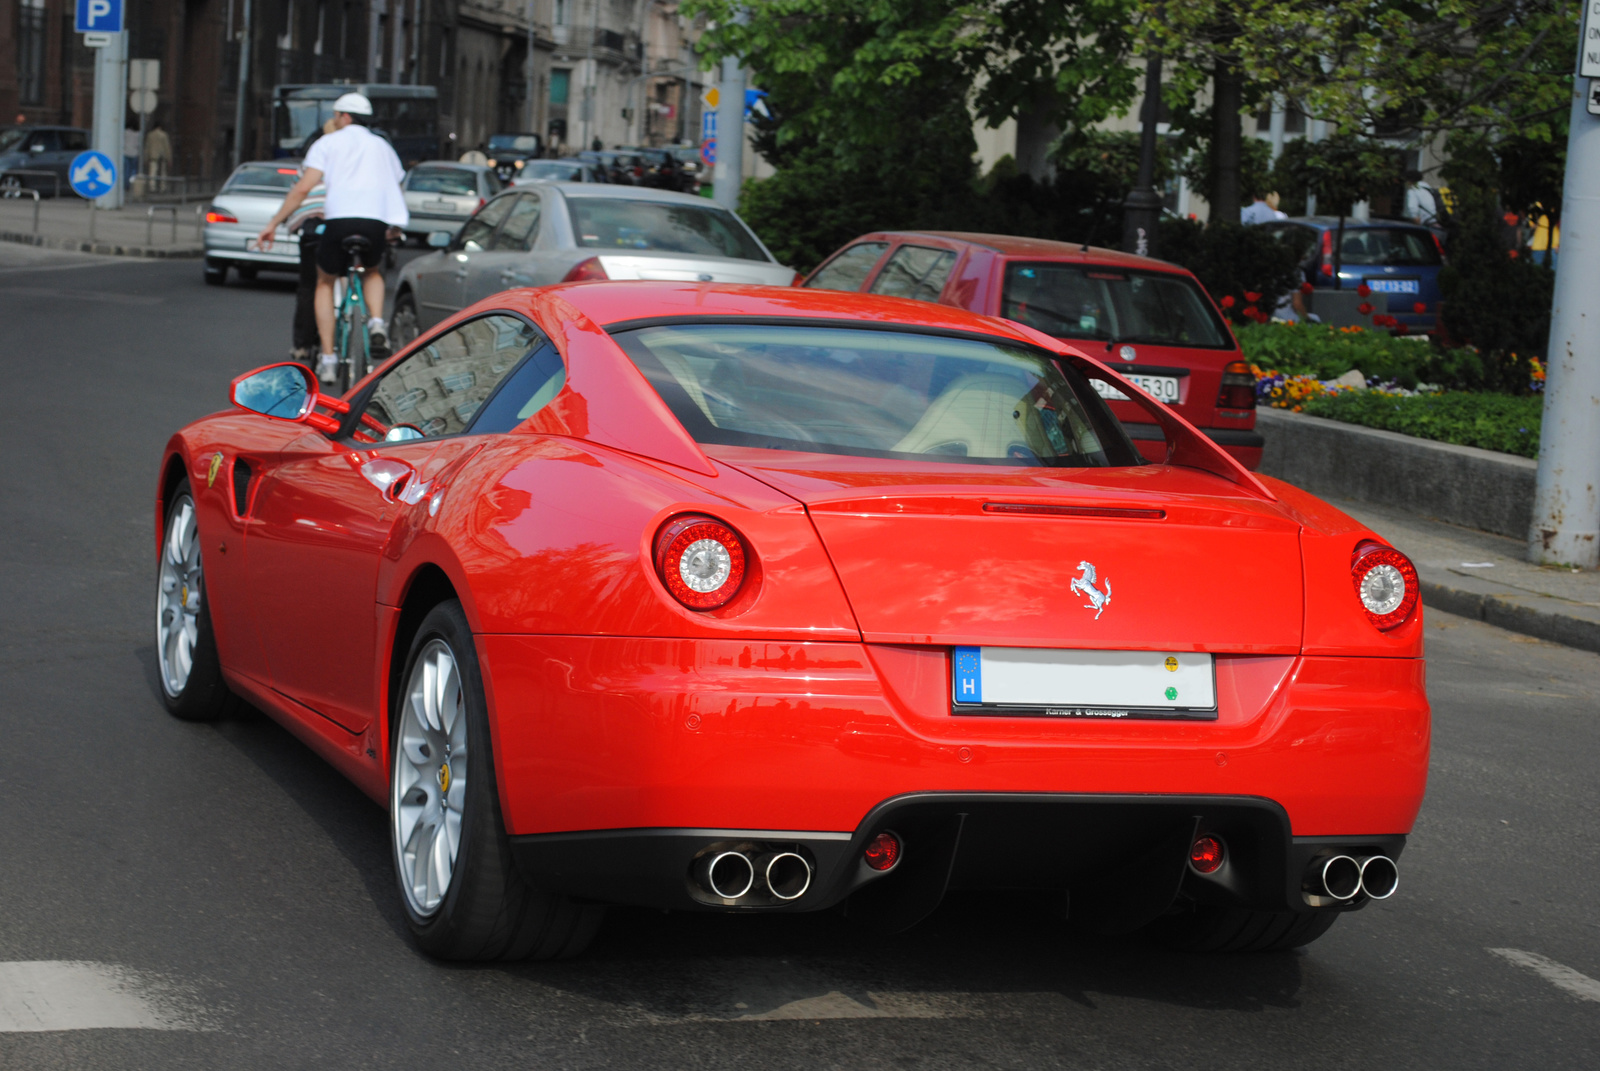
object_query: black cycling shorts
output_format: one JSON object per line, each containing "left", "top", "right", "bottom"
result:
{"left": 316, "top": 217, "right": 389, "bottom": 276}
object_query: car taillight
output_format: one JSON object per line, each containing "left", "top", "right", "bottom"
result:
{"left": 863, "top": 832, "right": 901, "bottom": 871}
{"left": 1432, "top": 231, "right": 1446, "bottom": 263}
{"left": 1217, "top": 360, "right": 1256, "bottom": 410}
{"left": 477, "top": 197, "right": 486, "bottom": 210}
{"left": 654, "top": 515, "right": 747, "bottom": 610}
{"left": 562, "top": 256, "right": 609, "bottom": 282}
{"left": 791, "top": 271, "right": 804, "bottom": 286}
{"left": 1352, "top": 540, "right": 1419, "bottom": 630}
{"left": 1320, "top": 230, "right": 1335, "bottom": 278}
{"left": 205, "top": 210, "right": 238, "bottom": 224}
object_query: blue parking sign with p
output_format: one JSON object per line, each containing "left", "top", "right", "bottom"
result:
{"left": 75, "top": 0, "right": 123, "bottom": 33}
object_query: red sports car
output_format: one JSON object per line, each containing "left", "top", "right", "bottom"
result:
{"left": 802, "top": 232, "right": 1265, "bottom": 469}
{"left": 156, "top": 282, "right": 1428, "bottom": 961}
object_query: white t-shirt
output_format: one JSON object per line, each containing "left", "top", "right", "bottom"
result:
{"left": 304, "top": 124, "right": 409, "bottom": 227}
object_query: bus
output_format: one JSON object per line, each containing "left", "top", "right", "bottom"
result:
{"left": 271, "top": 84, "right": 440, "bottom": 168}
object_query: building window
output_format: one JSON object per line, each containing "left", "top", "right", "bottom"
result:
{"left": 17, "top": 0, "right": 47, "bottom": 105}
{"left": 550, "top": 68, "right": 570, "bottom": 107}
{"left": 555, "top": 0, "right": 567, "bottom": 25}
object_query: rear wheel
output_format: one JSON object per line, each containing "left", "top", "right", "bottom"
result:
{"left": 337, "top": 301, "right": 368, "bottom": 394}
{"left": 390, "top": 600, "right": 603, "bottom": 960}
{"left": 1149, "top": 905, "right": 1340, "bottom": 953}
{"left": 203, "top": 258, "right": 228, "bottom": 286}
{"left": 156, "top": 479, "right": 235, "bottom": 721}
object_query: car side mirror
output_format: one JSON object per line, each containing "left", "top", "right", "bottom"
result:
{"left": 427, "top": 231, "right": 452, "bottom": 248}
{"left": 230, "top": 362, "right": 318, "bottom": 421}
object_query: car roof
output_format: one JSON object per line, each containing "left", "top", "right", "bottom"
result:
{"left": 861, "top": 231, "right": 1197, "bottom": 272}
{"left": 1283, "top": 216, "right": 1432, "bottom": 230}
{"left": 411, "top": 160, "right": 490, "bottom": 172}
{"left": 555, "top": 184, "right": 725, "bottom": 206}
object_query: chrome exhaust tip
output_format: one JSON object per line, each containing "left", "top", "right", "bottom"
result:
{"left": 1359, "top": 855, "right": 1399, "bottom": 900}
{"left": 696, "top": 851, "right": 755, "bottom": 900}
{"left": 761, "top": 851, "right": 813, "bottom": 901}
{"left": 1309, "top": 854, "right": 1362, "bottom": 901}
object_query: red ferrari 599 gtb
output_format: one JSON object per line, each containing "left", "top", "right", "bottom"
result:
{"left": 156, "top": 282, "right": 1428, "bottom": 960}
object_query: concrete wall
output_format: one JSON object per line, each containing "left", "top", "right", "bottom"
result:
{"left": 1256, "top": 408, "right": 1536, "bottom": 540}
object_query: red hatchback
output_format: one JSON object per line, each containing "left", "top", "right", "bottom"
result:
{"left": 803, "top": 232, "right": 1263, "bottom": 469}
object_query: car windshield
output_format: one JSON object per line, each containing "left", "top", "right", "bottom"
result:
{"left": 566, "top": 198, "right": 767, "bottom": 261}
{"left": 613, "top": 324, "right": 1141, "bottom": 467}
{"left": 226, "top": 165, "right": 302, "bottom": 190}
{"left": 523, "top": 160, "right": 586, "bottom": 180}
{"left": 1337, "top": 227, "right": 1441, "bottom": 267}
{"left": 489, "top": 135, "right": 539, "bottom": 152}
{"left": 409, "top": 168, "right": 477, "bottom": 195}
{"left": 0, "top": 128, "right": 25, "bottom": 154}
{"left": 1001, "top": 262, "right": 1231, "bottom": 348}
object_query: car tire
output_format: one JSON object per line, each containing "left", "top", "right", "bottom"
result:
{"left": 156, "top": 479, "right": 236, "bottom": 721}
{"left": 390, "top": 600, "right": 604, "bottom": 961}
{"left": 1148, "top": 904, "right": 1340, "bottom": 953}
{"left": 390, "top": 291, "right": 420, "bottom": 351}
{"left": 237, "top": 265, "right": 258, "bottom": 282}
{"left": 203, "top": 258, "right": 228, "bottom": 286}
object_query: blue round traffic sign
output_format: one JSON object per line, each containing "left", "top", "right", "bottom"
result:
{"left": 68, "top": 150, "right": 118, "bottom": 199}
{"left": 700, "top": 137, "right": 715, "bottom": 168}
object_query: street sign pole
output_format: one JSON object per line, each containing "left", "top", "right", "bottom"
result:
{"left": 1530, "top": 6, "right": 1600, "bottom": 567}
{"left": 90, "top": 30, "right": 127, "bottom": 209}
{"left": 712, "top": 54, "right": 745, "bottom": 212}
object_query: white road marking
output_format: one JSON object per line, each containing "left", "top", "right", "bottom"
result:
{"left": 1489, "top": 948, "right": 1600, "bottom": 1004}
{"left": 0, "top": 961, "right": 199, "bottom": 1032}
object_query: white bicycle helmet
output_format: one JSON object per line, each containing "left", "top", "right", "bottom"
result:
{"left": 332, "top": 92, "right": 373, "bottom": 116}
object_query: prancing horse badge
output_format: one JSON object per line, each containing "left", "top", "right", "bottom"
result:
{"left": 1070, "top": 560, "right": 1111, "bottom": 619}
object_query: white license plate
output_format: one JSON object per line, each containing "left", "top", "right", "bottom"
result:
{"left": 952, "top": 647, "right": 1216, "bottom": 718}
{"left": 1093, "top": 375, "right": 1181, "bottom": 404}
{"left": 422, "top": 199, "right": 461, "bottom": 214}
{"left": 1366, "top": 277, "right": 1419, "bottom": 294}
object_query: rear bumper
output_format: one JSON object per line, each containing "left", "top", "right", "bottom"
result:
{"left": 480, "top": 634, "right": 1428, "bottom": 838}
{"left": 204, "top": 224, "right": 299, "bottom": 268}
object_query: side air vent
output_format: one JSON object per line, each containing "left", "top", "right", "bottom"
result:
{"left": 232, "top": 459, "right": 253, "bottom": 517}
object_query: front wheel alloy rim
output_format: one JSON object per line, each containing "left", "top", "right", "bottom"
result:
{"left": 156, "top": 496, "right": 202, "bottom": 697}
{"left": 392, "top": 638, "right": 469, "bottom": 917}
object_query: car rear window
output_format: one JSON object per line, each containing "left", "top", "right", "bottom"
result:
{"left": 225, "top": 165, "right": 302, "bottom": 190}
{"left": 1337, "top": 227, "right": 1441, "bottom": 266}
{"left": 409, "top": 167, "right": 478, "bottom": 195}
{"left": 613, "top": 324, "right": 1141, "bottom": 467}
{"left": 522, "top": 160, "right": 587, "bottom": 181}
{"left": 489, "top": 134, "right": 540, "bottom": 152}
{"left": 1001, "top": 262, "right": 1231, "bottom": 348}
{"left": 806, "top": 242, "right": 889, "bottom": 291}
{"left": 566, "top": 198, "right": 767, "bottom": 261}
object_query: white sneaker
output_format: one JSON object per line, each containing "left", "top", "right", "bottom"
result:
{"left": 317, "top": 353, "right": 338, "bottom": 384}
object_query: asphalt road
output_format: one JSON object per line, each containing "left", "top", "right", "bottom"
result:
{"left": 1, "top": 244, "right": 1597, "bottom": 1069}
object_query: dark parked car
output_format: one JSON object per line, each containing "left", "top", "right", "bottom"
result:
{"left": 578, "top": 150, "right": 644, "bottom": 185}
{"left": 1262, "top": 217, "right": 1446, "bottom": 334}
{"left": 485, "top": 132, "right": 543, "bottom": 183}
{"left": 620, "top": 146, "right": 689, "bottom": 191}
{"left": 512, "top": 158, "right": 604, "bottom": 185}
{"left": 0, "top": 125, "right": 91, "bottom": 196}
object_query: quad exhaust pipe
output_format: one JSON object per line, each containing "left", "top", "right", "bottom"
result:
{"left": 1304, "top": 854, "right": 1399, "bottom": 902}
{"left": 693, "top": 848, "right": 813, "bottom": 902}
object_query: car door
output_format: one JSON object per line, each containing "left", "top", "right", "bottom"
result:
{"left": 411, "top": 194, "right": 515, "bottom": 327}
{"left": 462, "top": 191, "right": 543, "bottom": 300}
{"left": 243, "top": 312, "right": 549, "bottom": 733}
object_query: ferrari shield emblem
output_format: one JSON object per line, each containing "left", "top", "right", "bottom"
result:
{"left": 206, "top": 452, "right": 224, "bottom": 488}
{"left": 1070, "top": 561, "right": 1111, "bottom": 619}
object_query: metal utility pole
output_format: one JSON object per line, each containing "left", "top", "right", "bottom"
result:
{"left": 1530, "top": 15, "right": 1600, "bottom": 568}
{"left": 232, "top": 0, "right": 253, "bottom": 169}
{"left": 1121, "top": 48, "right": 1162, "bottom": 258}
{"left": 91, "top": 31, "right": 128, "bottom": 209}
{"left": 712, "top": 54, "right": 745, "bottom": 211}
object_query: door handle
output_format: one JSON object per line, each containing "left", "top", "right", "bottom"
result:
{"left": 360, "top": 457, "right": 416, "bottom": 501}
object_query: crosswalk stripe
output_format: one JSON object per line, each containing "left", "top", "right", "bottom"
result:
{"left": 0, "top": 961, "right": 198, "bottom": 1032}
{"left": 1489, "top": 947, "right": 1600, "bottom": 1004}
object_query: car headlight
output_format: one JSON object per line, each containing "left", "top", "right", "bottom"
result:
{"left": 514, "top": 159, "right": 524, "bottom": 169}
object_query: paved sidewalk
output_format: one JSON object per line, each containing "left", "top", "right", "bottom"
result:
{"left": 1340, "top": 498, "right": 1600, "bottom": 654}
{"left": 0, "top": 196, "right": 206, "bottom": 258}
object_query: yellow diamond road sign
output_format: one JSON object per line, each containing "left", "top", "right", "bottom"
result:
{"left": 701, "top": 86, "right": 719, "bottom": 109}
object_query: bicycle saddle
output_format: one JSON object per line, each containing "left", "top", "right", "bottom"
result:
{"left": 341, "top": 235, "right": 375, "bottom": 259}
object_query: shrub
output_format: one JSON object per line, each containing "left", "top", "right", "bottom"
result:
{"left": 1157, "top": 220, "right": 1302, "bottom": 326}
{"left": 1299, "top": 391, "right": 1544, "bottom": 458}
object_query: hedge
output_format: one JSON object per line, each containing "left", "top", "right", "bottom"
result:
{"left": 1297, "top": 391, "right": 1544, "bottom": 458}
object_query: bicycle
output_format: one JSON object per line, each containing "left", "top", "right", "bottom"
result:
{"left": 332, "top": 234, "right": 376, "bottom": 394}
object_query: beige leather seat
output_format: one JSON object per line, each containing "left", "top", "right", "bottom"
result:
{"left": 891, "top": 373, "right": 1049, "bottom": 458}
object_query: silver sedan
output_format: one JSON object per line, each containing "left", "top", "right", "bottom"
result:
{"left": 203, "top": 161, "right": 303, "bottom": 285}
{"left": 390, "top": 184, "right": 796, "bottom": 345}
{"left": 401, "top": 161, "right": 502, "bottom": 244}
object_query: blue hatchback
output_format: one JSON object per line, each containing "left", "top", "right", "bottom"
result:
{"left": 1262, "top": 217, "right": 1445, "bottom": 334}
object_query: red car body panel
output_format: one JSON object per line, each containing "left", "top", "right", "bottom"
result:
{"left": 159, "top": 281, "right": 1427, "bottom": 920}
{"left": 800, "top": 232, "right": 1262, "bottom": 469}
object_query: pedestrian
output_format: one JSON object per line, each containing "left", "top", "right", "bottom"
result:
{"left": 122, "top": 119, "right": 139, "bottom": 189}
{"left": 1240, "top": 189, "right": 1282, "bottom": 225}
{"left": 145, "top": 122, "right": 171, "bottom": 180}
{"left": 254, "top": 93, "right": 408, "bottom": 384}
{"left": 1404, "top": 170, "right": 1443, "bottom": 227}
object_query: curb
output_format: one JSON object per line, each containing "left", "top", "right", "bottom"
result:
{"left": 1419, "top": 572, "right": 1600, "bottom": 655}
{"left": 0, "top": 231, "right": 204, "bottom": 259}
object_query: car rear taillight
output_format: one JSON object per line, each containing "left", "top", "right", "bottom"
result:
{"left": 478, "top": 197, "right": 486, "bottom": 210}
{"left": 1352, "top": 540, "right": 1419, "bottom": 630}
{"left": 791, "top": 271, "right": 805, "bottom": 287}
{"left": 1189, "top": 834, "right": 1226, "bottom": 874}
{"left": 1217, "top": 360, "right": 1256, "bottom": 410}
{"left": 1320, "top": 230, "right": 1335, "bottom": 278}
{"left": 205, "top": 210, "right": 238, "bottom": 224}
{"left": 1432, "top": 231, "right": 1446, "bottom": 263}
{"left": 863, "top": 832, "right": 901, "bottom": 871}
{"left": 654, "top": 515, "right": 747, "bottom": 610}
{"left": 562, "top": 256, "right": 609, "bottom": 282}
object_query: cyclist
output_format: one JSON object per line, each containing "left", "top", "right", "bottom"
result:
{"left": 256, "top": 92, "right": 408, "bottom": 384}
